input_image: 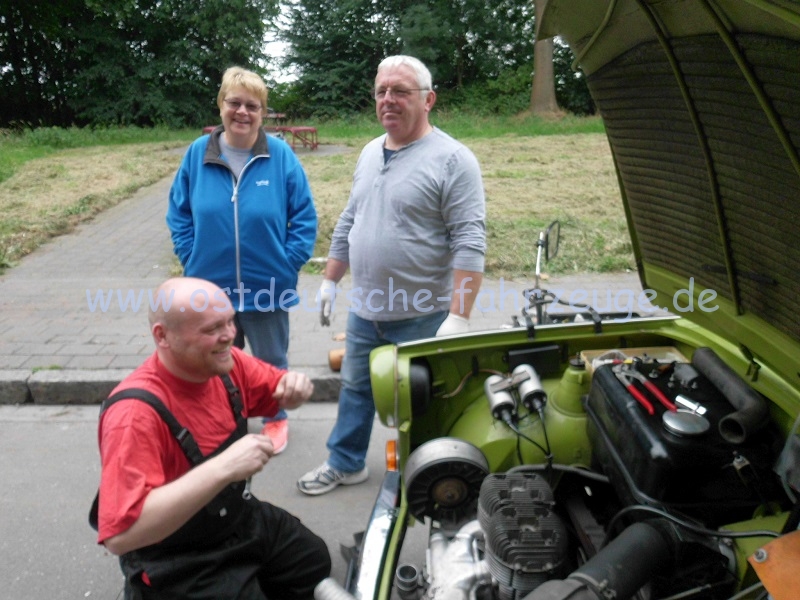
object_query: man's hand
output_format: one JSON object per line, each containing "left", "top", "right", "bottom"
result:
{"left": 318, "top": 279, "right": 337, "bottom": 327}
{"left": 219, "top": 433, "right": 275, "bottom": 481}
{"left": 436, "top": 313, "right": 469, "bottom": 336}
{"left": 274, "top": 371, "right": 314, "bottom": 410}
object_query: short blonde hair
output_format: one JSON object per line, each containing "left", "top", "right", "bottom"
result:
{"left": 217, "top": 67, "right": 268, "bottom": 112}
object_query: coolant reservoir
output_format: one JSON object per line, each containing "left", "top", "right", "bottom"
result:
{"left": 550, "top": 356, "right": 590, "bottom": 416}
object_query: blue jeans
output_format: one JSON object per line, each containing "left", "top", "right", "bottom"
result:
{"left": 326, "top": 310, "right": 448, "bottom": 473}
{"left": 235, "top": 310, "right": 289, "bottom": 421}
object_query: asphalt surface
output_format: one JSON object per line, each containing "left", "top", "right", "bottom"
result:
{"left": 0, "top": 143, "right": 657, "bottom": 598}
{"left": 0, "top": 402, "right": 394, "bottom": 599}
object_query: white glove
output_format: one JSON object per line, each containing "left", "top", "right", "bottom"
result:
{"left": 318, "top": 279, "right": 337, "bottom": 327}
{"left": 436, "top": 313, "right": 469, "bottom": 336}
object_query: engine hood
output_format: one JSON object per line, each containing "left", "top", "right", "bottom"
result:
{"left": 539, "top": 0, "right": 800, "bottom": 381}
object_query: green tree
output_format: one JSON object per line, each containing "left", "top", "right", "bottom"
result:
{"left": 0, "top": 0, "right": 91, "bottom": 126}
{"left": 399, "top": 0, "right": 534, "bottom": 88}
{"left": 0, "top": 0, "right": 279, "bottom": 128}
{"left": 280, "top": 0, "right": 536, "bottom": 117}
{"left": 280, "top": 0, "right": 398, "bottom": 117}
{"left": 553, "top": 39, "right": 594, "bottom": 115}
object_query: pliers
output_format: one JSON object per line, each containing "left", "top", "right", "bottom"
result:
{"left": 613, "top": 364, "right": 678, "bottom": 415}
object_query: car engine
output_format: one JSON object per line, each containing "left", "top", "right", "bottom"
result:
{"left": 392, "top": 348, "right": 792, "bottom": 600}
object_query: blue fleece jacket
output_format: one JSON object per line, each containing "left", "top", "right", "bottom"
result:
{"left": 167, "top": 126, "right": 317, "bottom": 312}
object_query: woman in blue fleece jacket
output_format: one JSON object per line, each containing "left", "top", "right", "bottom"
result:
{"left": 167, "top": 67, "right": 317, "bottom": 452}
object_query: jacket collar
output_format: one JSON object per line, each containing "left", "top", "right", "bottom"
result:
{"left": 203, "top": 125, "right": 270, "bottom": 166}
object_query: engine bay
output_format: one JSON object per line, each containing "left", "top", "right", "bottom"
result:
{"left": 387, "top": 343, "right": 797, "bottom": 600}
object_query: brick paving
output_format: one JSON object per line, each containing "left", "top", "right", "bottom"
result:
{"left": 0, "top": 166, "right": 652, "bottom": 405}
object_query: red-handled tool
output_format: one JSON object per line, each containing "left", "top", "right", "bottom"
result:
{"left": 613, "top": 364, "right": 678, "bottom": 414}
{"left": 623, "top": 367, "right": 678, "bottom": 412}
{"left": 614, "top": 369, "right": 655, "bottom": 415}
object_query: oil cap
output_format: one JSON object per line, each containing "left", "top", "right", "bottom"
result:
{"left": 662, "top": 409, "right": 710, "bottom": 437}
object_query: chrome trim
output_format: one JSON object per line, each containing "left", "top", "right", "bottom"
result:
{"left": 348, "top": 471, "right": 402, "bottom": 600}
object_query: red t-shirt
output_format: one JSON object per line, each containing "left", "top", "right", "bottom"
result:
{"left": 96, "top": 348, "right": 285, "bottom": 544}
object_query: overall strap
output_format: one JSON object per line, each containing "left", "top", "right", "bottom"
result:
{"left": 220, "top": 373, "right": 247, "bottom": 435}
{"left": 102, "top": 388, "right": 204, "bottom": 465}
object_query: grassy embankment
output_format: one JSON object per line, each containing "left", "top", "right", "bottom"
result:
{"left": 0, "top": 114, "right": 631, "bottom": 278}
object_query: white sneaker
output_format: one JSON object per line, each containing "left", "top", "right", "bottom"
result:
{"left": 297, "top": 461, "right": 368, "bottom": 496}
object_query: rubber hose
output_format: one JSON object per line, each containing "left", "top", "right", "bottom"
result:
{"left": 692, "top": 347, "right": 770, "bottom": 444}
{"left": 523, "top": 521, "right": 673, "bottom": 600}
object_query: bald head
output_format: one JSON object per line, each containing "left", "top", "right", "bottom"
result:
{"left": 149, "top": 277, "right": 233, "bottom": 331}
{"left": 148, "top": 278, "right": 236, "bottom": 381}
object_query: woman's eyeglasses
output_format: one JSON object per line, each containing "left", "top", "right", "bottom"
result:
{"left": 223, "top": 99, "right": 262, "bottom": 113}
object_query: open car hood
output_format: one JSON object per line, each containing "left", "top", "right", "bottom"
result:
{"left": 540, "top": 0, "right": 800, "bottom": 381}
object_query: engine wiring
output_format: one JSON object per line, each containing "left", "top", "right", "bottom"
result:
{"left": 657, "top": 580, "right": 766, "bottom": 600}
{"left": 503, "top": 416, "right": 552, "bottom": 462}
{"left": 440, "top": 367, "right": 504, "bottom": 399}
{"left": 601, "top": 504, "right": 781, "bottom": 550}
{"left": 507, "top": 463, "right": 610, "bottom": 484}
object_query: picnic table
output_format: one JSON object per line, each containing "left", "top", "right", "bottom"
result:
{"left": 272, "top": 126, "right": 318, "bottom": 151}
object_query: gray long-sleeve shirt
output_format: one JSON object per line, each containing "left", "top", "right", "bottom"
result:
{"left": 329, "top": 128, "right": 486, "bottom": 320}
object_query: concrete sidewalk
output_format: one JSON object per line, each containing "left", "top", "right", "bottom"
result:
{"left": 0, "top": 173, "right": 653, "bottom": 405}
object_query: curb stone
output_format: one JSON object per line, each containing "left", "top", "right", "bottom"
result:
{"left": 0, "top": 370, "right": 33, "bottom": 405}
{"left": 2, "top": 368, "right": 341, "bottom": 406}
{"left": 28, "top": 369, "right": 134, "bottom": 405}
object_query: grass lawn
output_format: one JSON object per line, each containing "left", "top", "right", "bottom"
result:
{"left": 0, "top": 115, "right": 631, "bottom": 278}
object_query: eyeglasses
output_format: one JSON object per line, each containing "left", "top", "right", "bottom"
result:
{"left": 372, "top": 87, "right": 429, "bottom": 100}
{"left": 223, "top": 99, "right": 262, "bottom": 113}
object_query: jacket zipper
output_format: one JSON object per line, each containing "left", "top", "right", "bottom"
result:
{"left": 231, "top": 175, "right": 243, "bottom": 311}
{"left": 230, "top": 155, "right": 267, "bottom": 311}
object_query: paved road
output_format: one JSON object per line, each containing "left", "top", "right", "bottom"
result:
{"left": 0, "top": 402, "right": 393, "bottom": 599}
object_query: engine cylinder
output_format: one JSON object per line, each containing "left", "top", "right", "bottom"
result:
{"left": 479, "top": 473, "right": 569, "bottom": 598}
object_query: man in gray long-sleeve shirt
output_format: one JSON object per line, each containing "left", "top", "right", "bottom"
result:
{"left": 298, "top": 55, "right": 486, "bottom": 496}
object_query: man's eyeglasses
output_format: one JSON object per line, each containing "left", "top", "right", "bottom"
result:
{"left": 223, "top": 99, "right": 262, "bottom": 113}
{"left": 372, "top": 87, "right": 429, "bottom": 101}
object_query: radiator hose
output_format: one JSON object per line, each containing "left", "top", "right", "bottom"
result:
{"left": 692, "top": 347, "right": 770, "bottom": 444}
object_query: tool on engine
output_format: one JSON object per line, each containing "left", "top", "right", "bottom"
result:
{"left": 675, "top": 394, "right": 707, "bottom": 415}
{"left": 242, "top": 476, "right": 253, "bottom": 500}
{"left": 613, "top": 364, "right": 678, "bottom": 415}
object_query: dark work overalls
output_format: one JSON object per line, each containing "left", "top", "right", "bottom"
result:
{"left": 90, "top": 375, "right": 328, "bottom": 600}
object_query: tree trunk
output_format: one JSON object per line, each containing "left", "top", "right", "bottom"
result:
{"left": 530, "top": 0, "right": 559, "bottom": 114}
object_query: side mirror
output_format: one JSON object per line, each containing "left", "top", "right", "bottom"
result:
{"left": 545, "top": 220, "right": 560, "bottom": 261}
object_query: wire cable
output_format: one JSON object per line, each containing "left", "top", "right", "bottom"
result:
{"left": 602, "top": 504, "right": 781, "bottom": 549}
